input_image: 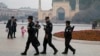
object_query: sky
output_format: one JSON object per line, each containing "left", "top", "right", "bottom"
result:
{"left": 0, "top": 0, "right": 52, "bottom": 10}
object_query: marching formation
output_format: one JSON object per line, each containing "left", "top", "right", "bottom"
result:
{"left": 6, "top": 16, "right": 76, "bottom": 55}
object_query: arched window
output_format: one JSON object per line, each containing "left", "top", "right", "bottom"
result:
{"left": 57, "top": 7, "right": 65, "bottom": 20}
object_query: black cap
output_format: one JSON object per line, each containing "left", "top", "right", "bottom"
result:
{"left": 28, "top": 16, "right": 33, "bottom": 20}
{"left": 36, "top": 21, "right": 39, "bottom": 23}
{"left": 45, "top": 16, "right": 49, "bottom": 20}
{"left": 11, "top": 16, "right": 14, "bottom": 19}
{"left": 66, "top": 21, "right": 70, "bottom": 25}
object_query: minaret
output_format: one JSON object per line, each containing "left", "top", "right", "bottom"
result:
{"left": 39, "top": 0, "right": 41, "bottom": 11}
{"left": 38, "top": 0, "right": 41, "bottom": 20}
{"left": 76, "top": 0, "right": 79, "bottom": 12}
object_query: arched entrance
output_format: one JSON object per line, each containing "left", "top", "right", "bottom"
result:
{"left": 57, "top": 7, "right": 65, "bottom": 20}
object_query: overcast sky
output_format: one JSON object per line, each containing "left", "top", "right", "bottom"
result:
{"left": 0, "top": 0, "right": 52, "bottom": 10}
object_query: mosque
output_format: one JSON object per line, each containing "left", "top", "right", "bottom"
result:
{"left": 38, "top": 0, "right": 79, "bottom": 22}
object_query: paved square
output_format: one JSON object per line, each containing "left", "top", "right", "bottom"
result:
{"left": 0, "top": 23, "right": 100, "bottom": 56}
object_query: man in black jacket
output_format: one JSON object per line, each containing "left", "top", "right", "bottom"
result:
{"left": 35, "top": 21, "right": 41, "bottom": 39}
{"left": 21, "top": 16, "right": 40, "bottom": 55}
{"left": 6, "top": 16, "right": 14, "bottom": 39}
{"left": 13, "top": 19, "right": 17, "bottom": 38}
{"left": 41, "top": 17, "right": 58, "bottom": 55}
{"left": 62, "top": 21, "right": 76, "bottom": 54}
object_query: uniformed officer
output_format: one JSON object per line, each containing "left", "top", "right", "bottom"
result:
{"left": 21, "top": 16, "right": 40, "bottom": 55}
{"left": 62, "top": 21, "right": 76, "bottom": 54}
{"left": 41, "top": 17, "right": 58, "bottom": 55}
{"left": 35, "top": 21, "right": 41, "bottom": 39}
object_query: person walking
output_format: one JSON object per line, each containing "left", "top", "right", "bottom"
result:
{"left": 21, "top": 16, "right": 40, "bottom": 55}
{"left": 35, "top": 21, "right": 41, "bottom": 39}
{"left": 41, "top": 17, "right": 58, "bottom": 55}
{"left": 62, "top": 21, "right": 76, "bottom": 55}
{"left": 21, "top": 26, "right": 26, "bottom": 37}
{"left": 6, "top": 16, "right": 14, "bottom": 39}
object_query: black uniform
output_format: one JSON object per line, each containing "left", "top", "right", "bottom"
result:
{"left": 64, "top": 26, "right": 75, "bottom": 54}
{"left": 42, "top": 22, "right": 57, "bottom": 54}
{"left": 35, "top": 24, "right": 41, "bottom": 39}
{"left": 23, "top": 22, "right": 40, "bottom": 54}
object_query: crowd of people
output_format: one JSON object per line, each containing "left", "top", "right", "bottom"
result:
{"left": 6, "top": 16, "right": 76, "bottom": 55}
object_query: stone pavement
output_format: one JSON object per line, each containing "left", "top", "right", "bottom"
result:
{"left": 0, "top": 24, "right": 100, "bottom": 56}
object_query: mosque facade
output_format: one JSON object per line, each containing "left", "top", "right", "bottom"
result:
{"left": 38, "top": 0, "right": 79, "bottom": 22}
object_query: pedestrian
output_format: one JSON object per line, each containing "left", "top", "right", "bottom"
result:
{"left": 13, "top": 19, "right": 17, "bottom": 38}
{"left": 92, "top": 21, "right": 97, "bottom": 29}
{"left": 41, "top": 17, "right": 58, "bottom": 55}
{"left": 62, "top": 21, "right": 76, "bottom": 55}
{"left": 35, "top": 21, "right": 41, "bottom": 39}
{"left": 6, "top": 16, "right": 14, "bottom": 39}
{"left": 21, "top": 16, "right": 40, "bottom": 55}
{"left": 21, "top": 26, "right": 26, "bottom": 37}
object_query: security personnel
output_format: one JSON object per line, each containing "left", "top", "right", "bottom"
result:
{"left": 35, "top": 21, "right": 41, "bottom": 39}
{"left": 62, "top": 21, "right": 76, "bottom": 54}
{"left": 41, "top": 17, "right": 58, "bottom": 55}
{"left": 21, "top": 16, "right": 40, "bottom": 55}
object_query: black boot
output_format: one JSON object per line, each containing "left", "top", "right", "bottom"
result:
{"left": 34, "top": 52, "right": 39, "bottom": 55}
{"left": 21, "top": 52, "right": 27, "bottom": 55}
{"left": 62, "top": 51, "right": 68, "bottom": 54}
{"left": 73, "top": 49, "right": 76, "bottom": 55}
{"left": 54, "top": 50, "right": 58, "bottom": 55}
{"left": 40, "top": 51, "right": 46, "bottom": 54}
